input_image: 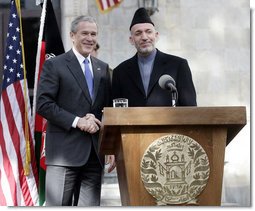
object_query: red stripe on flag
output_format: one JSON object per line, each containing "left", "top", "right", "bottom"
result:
{"left": 35, "top": 41, "right": 46, "bottom": 132}
{"left": 0, "top": 121, "right": 17, "bottom": 205}
{"left": 14, "top": 82, "right": 39, "bottom": 193}
{"left": 1, "top": 0, "right": 38, "bottom": 205}
{"left": 1, "top": 84, "right": 34, "bottom": 205}
{"left": 96, "top": 0, "right": 122, "bottom": 13}
{"left": 106, "top": 0, "right": 111, "bottom": 7}
{"left": 0, "top": 165, "right": 7, "bottom": 205}
{"left": 40, "top": 130, "right": 46, "bottom": 171}
{"left": 3, "top": 91, "right": 26, "bottom": 205}
{"left": 13, "top": 83, "right": 34, "bottom": 192}
{"left": 97, "top": 0, "right": 104, "bottom": 11}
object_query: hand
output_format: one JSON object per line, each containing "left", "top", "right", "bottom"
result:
{"left": 105, "top": 155, "right": 116, "bottom": 173}
{"left": 85, "top": 114, "right": 102, "bottom": 126}
{"left": 77, "top": 113, "right": 101, "bottom": 134}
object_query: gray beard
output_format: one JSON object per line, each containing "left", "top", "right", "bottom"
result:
{"left": 138, "top": 45, "right": 154, "bottom": 56}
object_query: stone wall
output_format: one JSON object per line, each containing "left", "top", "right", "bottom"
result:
{"left": 61, "top": 0, "right": 250, "bottom": 112}
{"left": 90, "top": 0, "right": 250, "bottom": 110}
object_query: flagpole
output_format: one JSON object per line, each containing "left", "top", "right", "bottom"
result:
{"left": 32, "top": 0, "right": 47, "bottom": 127}
{"left": 32, "top": 0, "right": 65, "bottom": 205}
{"left": 15, "top": 0, "right": 31, "bottom": 176}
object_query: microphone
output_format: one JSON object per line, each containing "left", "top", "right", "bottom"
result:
{"left": 158, "top": 74, "right": 178, "bottom": 107}
{"left": 158, "top": 74, "right": 177, "bottom": 92}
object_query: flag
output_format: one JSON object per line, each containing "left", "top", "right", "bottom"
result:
{"left": 32, "top": 0, "right": 65, "bottom": 205}
{"left": 96, "top": 0, "right": 123, "bottom": 13}
{"left": 0, "top": 0, "right": 38, "bottom": 206}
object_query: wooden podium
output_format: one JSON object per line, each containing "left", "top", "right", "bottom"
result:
{"left": 99, "top": 107, "right": 246, "bottom": 206}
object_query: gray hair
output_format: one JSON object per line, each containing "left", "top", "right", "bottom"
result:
{"left": 70, "top": 16, "right": 98, "bottom": 33}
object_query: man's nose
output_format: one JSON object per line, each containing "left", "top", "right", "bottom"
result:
{"left": 141, "top": 32, "right": 148, "bottom": 39}
{"left": 86, "top": 34, "right": 94, "bottom": 40}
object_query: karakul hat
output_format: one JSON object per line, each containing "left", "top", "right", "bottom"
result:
{"left": 129, "top": 7, "right": 154, "bottom": 30}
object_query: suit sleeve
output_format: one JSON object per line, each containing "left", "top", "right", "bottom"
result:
{"left": 36, "top": 59, "right": 76, "bottom": 131}
{"left": 104, "top": 66, "right": 113, "bottom": 107}
{"left": 112, "top": 67, "right": 122, "bottom": 100}
{"left": 177, "top": 59, "right": 197, "bottom": 106}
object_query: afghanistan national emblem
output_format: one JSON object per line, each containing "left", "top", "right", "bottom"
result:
{"left": 140, "top": 134, "right": 210, "bottom": 205}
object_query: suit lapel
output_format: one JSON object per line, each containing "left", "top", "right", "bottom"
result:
{"left": 91, "top": 57, "right": 102, "bottom": 105}
{"left": 65, "top": 50, "right": 92, "bottom": 104}
{"left": 126, "top": 55, "right": 146, "bottom": 96}
{"left": 147, "top": 51, "right": 166, "bottom": 96}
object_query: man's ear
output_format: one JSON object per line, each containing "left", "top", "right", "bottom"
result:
{"left": 70, "top": 32, "right": 74, "bottom": 42}
{"left": 129, "top": 36, "right": 134, "bottom": 45}
{"left": 155, "top": 31, "right": 159, "bottom": 42}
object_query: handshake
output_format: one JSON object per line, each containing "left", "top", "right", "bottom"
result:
{"left": 76, "top": 113, "right": 101, "bottom": 134}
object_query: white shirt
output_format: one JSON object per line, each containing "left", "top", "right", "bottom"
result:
{"left": 72, "top": 47, "right": 94, "bottom": 76}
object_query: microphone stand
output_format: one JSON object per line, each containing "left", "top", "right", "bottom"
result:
{"left": 171, "top": 90, "right": 178, "bottom": 107}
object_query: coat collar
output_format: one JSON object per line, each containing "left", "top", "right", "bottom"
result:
{"left": 126, "top": 49, "right": 167, "bottom": 97}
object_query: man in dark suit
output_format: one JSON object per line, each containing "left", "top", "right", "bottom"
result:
{"left": 112, "top": 8, "right": 197, "bottom": 106}
{"left": 36, "top": 15, "right": 115, "bottom": 206}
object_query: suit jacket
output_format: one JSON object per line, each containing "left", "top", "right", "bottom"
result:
{"left": 112, "top": 49, "right": 197, "bottom": 106}
{"left": 36, "top": 50, "right": 111, "bottom": 167}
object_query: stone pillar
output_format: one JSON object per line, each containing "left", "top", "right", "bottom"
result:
{"left": 61, "top": 0, "right": 88, "bottom": 50}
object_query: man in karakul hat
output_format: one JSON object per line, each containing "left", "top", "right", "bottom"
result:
{"left": 112, "top": 7, "right": 197, "bottom": 107}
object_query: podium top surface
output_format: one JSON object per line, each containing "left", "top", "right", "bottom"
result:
{"left": 102, "top": 106, "right": 246, "bottom": 126}
{"left": 99, "top": 106, "right": 246, "bottom": 149}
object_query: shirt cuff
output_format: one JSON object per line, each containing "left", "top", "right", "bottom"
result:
{"left": 72, "top": 117, "right": 80, "bottom": 128}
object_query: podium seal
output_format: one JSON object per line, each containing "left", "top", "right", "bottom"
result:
{"left": 140, "top": 134, "right": 210, "bottom": 205}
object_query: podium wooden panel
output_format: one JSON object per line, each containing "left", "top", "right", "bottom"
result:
{"left": 99, "top": 107, "right": 246, "bottom": 206}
